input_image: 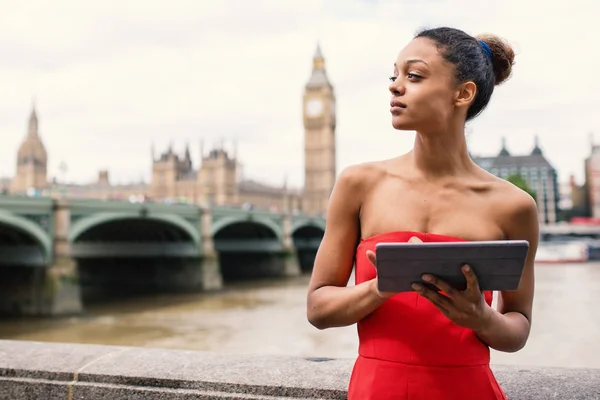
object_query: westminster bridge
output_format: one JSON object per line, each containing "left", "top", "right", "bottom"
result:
{"left": 0, "top": 195, "right": 326, "bottom": 316}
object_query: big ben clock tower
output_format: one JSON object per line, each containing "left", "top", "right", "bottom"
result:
{"left": 303, "top": 44, "right": 336, "bottom": 216}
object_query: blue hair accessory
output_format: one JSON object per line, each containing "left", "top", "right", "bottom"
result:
{"left": 478, "top": 40, "right": 493, "bottom": 61}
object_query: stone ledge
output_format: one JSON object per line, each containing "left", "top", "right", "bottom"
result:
{"left": 1, "top": 340, "right": 599, "bottom": 399}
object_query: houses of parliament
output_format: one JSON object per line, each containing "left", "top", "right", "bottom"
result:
{"left": 2, "top": 46, "right": 337, "bottom": 216}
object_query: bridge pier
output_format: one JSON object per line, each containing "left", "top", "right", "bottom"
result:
{"left": 198, "top": 254, "right": 223, "bottom": 290}
{"left": 199, "top": 208, "right": 223, "bottom": 290}
{"left": 282, "top": 215, "right": 301, "bottom": 277}
{"left": 0, "top": 198, "right": 83, "bottom": 316}
{"left": 43, "top": 199, "right": 83, "bottom": 315}
{"left": 0, "top": 261, "right": 81, "bottom": 317}
{"left": 282, "top": 250, "right": 302, "bottom": 277}
{"left": 37, "top": 256, "right": 83, "bottom": 315}
{"left": 3, "top": 200, "right": 83, "bottom": 316}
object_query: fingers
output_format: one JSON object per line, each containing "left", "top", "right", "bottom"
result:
{"left": 422, "top": 266, "right": 481, "bottom": 301}
{"left": 412, "top": 283, "right": 453, "bottom": 315}
{"left": 421, "top": 274, "right": 458, "bottom": 298}
{"left": 408, "top": 236, "right": 423, "bottom": 243}
{"left": 462, "top": 264, "right": 481, "bottom": 297}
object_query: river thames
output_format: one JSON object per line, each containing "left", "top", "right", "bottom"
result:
{"left": 0, "top": 262, "right": 598, "bottom": 369}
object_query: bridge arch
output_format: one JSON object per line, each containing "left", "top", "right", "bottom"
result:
{"left": 211, "top": 216, "right": 284, "bottom": 241}
{"left": 291, "top": 220, "right": 325, "bottom": 273}
{"left": 211, "top": 215, "right": 285, "bottom": 282}
{"left": 291, "top": 219, "right": 326, "bottom": 235}
{"left": 0, "top": 211, "right": 52, "bottom": 265}
{"left": 69, "top": 212, "right": 200, "bottom": 244}
{"left": 69, "top": 212, "right": 203, "bottom": 304}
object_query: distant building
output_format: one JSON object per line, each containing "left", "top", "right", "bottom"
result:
{"left": 565, "top": 174, "right": 590, "bottom": 219}
{"left": 148, "top": 141, "right": 302, "bottom": 211}
{"left": 472, "top": 136, "right": 559, "bottom": 224}
{"left": 11, "top": 107, "right": 48, "bottom": 194}
{"left": 302, "top": 44, "right": 337, "bottom": 216}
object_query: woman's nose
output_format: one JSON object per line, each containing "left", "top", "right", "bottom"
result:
{"left": 389, "top": 79, "right": 404, "bottom": 96}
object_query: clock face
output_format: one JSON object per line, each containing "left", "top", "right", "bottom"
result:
{"left": 306, "top": 98, "right": 324, "bottom": 117}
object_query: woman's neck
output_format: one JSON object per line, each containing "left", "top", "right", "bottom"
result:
{"left": 410, "top": 125, "right": 473, "bottom": 178}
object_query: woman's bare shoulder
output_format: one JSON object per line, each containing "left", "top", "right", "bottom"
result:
{"left": 335, "top": 160, "right": 389, "bottom": 195}
{"left": 488, "top": 177, "right": 539, "bottom": 239}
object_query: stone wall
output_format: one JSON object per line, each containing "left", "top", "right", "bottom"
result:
{"left": 0, "top": 340, "right": 599, "bottom": 399}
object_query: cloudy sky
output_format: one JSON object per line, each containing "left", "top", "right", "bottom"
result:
{"left": 1, "top": 0, "right": 598, "bottom": 189}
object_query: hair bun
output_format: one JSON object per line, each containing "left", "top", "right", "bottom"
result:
{"left": 476, "top": 34, "right": 515, "bottom": 85}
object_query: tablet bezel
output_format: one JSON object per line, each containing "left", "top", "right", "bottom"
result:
{"left": 374, "top": 240, "right": 530, "bottom": 293}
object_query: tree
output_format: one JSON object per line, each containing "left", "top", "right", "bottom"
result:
{"left": 506, "top": 174, "right": 537, "bottom": 201}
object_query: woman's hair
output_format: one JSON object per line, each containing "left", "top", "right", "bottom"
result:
{"left": 415, "top": 27, "right": 515, "bottom": 121}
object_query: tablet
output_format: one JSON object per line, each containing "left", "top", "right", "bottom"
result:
{"left": 375, "top": 240, "right": 529, "bottom": 293}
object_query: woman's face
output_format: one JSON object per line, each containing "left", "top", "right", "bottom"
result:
{"left": 389, "top": 37, "right": 460, "bottom": 132}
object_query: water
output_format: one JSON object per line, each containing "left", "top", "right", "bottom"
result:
{"left": 0, "top": 262, "right": 599, "bottom": 369}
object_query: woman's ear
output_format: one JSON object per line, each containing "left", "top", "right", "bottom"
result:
{"left": 454, "top": 81, "right": 477, "bottom": 110}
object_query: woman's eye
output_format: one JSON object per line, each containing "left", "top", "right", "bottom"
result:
{"left": 407, "top": 73, "right": 422, "bottom": 80}
{"left": 388, "top": 76, "right": 397, "bottom": 82}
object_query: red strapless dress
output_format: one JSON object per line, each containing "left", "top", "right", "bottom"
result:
{"left": 348, "top": 231, "right": 507, "bottom": 400}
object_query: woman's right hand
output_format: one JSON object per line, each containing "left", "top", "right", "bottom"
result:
{"left": 366, "top": 250, "right": 397, "bottom": 300}
{"left": 367, "top": 236, "right": 424, "bottom": 300}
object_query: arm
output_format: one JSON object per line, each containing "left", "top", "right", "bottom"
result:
{"left": 474, "top": 193, "right": 539, "bottom": 352}
{"left": 306, "top": 166, "right": 387, "bottom": 330}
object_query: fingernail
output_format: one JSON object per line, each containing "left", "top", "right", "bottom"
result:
{"left": 422, "top": 275, "right": 432, "bottom": 282}
{"left": 412, "top": 283, "right": 421, "bottom": 291}
{"left": 463, "top": 265, "right": 470, "bottom": 272}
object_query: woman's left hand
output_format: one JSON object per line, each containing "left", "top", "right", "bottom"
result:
{"left": 413, "top": 265, "right": 493, "bottom": 332}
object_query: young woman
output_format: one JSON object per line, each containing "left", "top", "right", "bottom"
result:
{"left": 306, "top": 27, "right": 539, "bottom": 400}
